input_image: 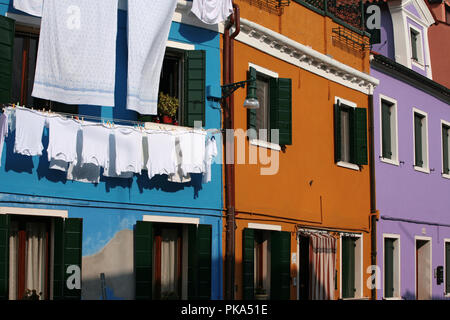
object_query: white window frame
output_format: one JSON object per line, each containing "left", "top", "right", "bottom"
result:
{"left": 247, "top": 63, "right": 281, "bottom": 151}
{"left": 441, "top": 120, "right": 450, "bottom": 179}
{"left": 335, "top": 97, "right": 360, "bottom": 171}
{"left": 444, "top": 238, "right": 450, "bottom": 297}
{"left": 339, "top": 233, "right": 364, "bottom": 300}
{"left": 382, "top": 234, "right": 401, "bottom": 300}
{"left": 412, "top": 108, "right": 430, "bottom": 174}
{"left": 379, "top": 95, "right": 399, "bottom": 166}
{"left": 409, "top": 24, "right": 425, "bottom": 68}
{"left": 414, "top": 235, "right": 433, "bottom": 300}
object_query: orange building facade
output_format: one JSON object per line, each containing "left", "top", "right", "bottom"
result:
{"left": 222, "top": 0, "right": 380, "bottom": 300}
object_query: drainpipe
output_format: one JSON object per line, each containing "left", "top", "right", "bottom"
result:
{"left": 224, "top": 3, "right": 240, "bottom": 301}
{"left": 368, "top": 92, "right": 378, "bottom": 300}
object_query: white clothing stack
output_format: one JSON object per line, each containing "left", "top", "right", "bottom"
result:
{"left": 13, "top": 0, "right": 43, "bottom": 17}
{"left": 146, "top": 132, "right": 176, "bottom": 179}
{"left": 0, "top": 113, "right": 8, "bottom": 167}
{"left": 47, "top": 116, "right": 80, "bottom": 172}
{"left": 13, "top": 108, "right": 46, "bottom": 157}
{"left": 112, "top": 127, "right": 143, "bottom": 176}
{"left": 191, "top": 0, "right": 233, "bottom": 24}
{"left": 126, "top": 0, "right": 178, "bottom": 115}
{"left": 177, "top": 131, "right": 206, "bottom": 176}
{"left": 32, "top": 0, "right": 118, "bottom": 106}
{"left": 202, "top": 136, "right": 218, "bottom": 184}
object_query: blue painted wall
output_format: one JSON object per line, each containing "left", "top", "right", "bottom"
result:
{"left": 0, "top": 3, "right": 224, "bottom": 299}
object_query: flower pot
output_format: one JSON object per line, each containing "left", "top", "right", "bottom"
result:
{"left": 152, "top": 115, "right": 160, "bottom": 123}
{"left": 254, "top": 294, "right": 268, "bottom": 300}
{"left": 162, "top": 115, "right": 173, "bottom": 124}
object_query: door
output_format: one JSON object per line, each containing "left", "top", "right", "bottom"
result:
{"left": 298, "top": 236, "right": 309, "bottom": 300}
{"left": 416, "top": 239, "right": 431, "bottom": 300}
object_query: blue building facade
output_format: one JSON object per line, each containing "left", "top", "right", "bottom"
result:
{"left": 0, "top": 0, "right": 224, "bottom": 300}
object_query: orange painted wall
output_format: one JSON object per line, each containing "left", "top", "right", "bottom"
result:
{"left": 223, "top": 1, "right": 374, "bottom": 300}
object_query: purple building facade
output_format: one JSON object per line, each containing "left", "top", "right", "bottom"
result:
{"left": 371, "top": 0, "right": 450, "bottom": 299}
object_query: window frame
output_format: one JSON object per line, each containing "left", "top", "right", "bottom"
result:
{"left": 335, "top": 96, "right": 360, "bottom": 171}
{"left": 379, "top": 94, "right": 399, "bottom": 166}
{"left": 444, "top": 239, "right": 450, "bottom": 297}
{"left": 382, "top": 234, "right": 401, "bottom": 300}
{"left": 441, "top": 120, "right": 450, "bottom": 179}
{"left": 409, "top": 25, "right": 425, "bottom": 68}
{"left": 339, "top": 233, "right": 363, "bottom": 300}
{"left": 412, "top": 108, "right": 430, "bottom": 174}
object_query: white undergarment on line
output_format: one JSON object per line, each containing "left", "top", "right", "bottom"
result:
{"left": 80, "top": 124, "right": 110, "bottom": 168}
{"left": 47, "top": 116, "right": 80, "bottom": 172}
{"left": 13, "top": 108, "right": 46, "bottom": 157}
{"left": 177, "top": 131, "right": 206, "bottom": 176}
{"left": 13, "top": 0, "right": 43, "bottom": 17}
{"left": 113, "top": 127, "right": 144, "bottom": 176}
{"left": 146, "top": 131, "right": 176, "bottom": 179}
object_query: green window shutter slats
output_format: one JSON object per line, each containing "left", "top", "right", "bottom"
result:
{"left": 135, "top": 221, "right": 153, "bottom": 300}
{"left": 352, "top": 108, "right": 368, "bottom": 165}
{"left": 384, "top": 238, "right": 395, "bottom": 298}
{"left": 0, "top": 16, "right": 14, "bottom": 104}
{"left": 242, "top": 228, "right": 255, "bottom": 300}
{"left": 414, "top": 114, "right": 423, "bottom": 167}
{"left": 342, "top": 237, "right": 356, "bottom": 298}
{"left": 411, "top": 30, "right": 418, "bottom": 60}
{"left": 247, "top": 69, "right": 257, "bottom": 140}
{"left": 443, "top": 126, "right": 449, "bottom": 175}
{"left": 187, "top": 224, "right": 212, "bottom": 300}
{"left": 53, "top": 218, "right": 83, "bottom": 300}
{"left": 270, "top": 78, "right": 292, "bottom": 145}
{"left": 446, "top": 243, "right": 450, "bottom": 294}
{"left": 270, "top": 231, "right": 291, "bottom": 300}
{"left": 0, "top": 214, "right": 9, "bottom": 300}
{"left": 334, "top": 103, "right": 341, "bottom": 163}
{"left": 381, "top": 102, "right": 392, "bottom": 159}
{"left": 184, "top": 50, "right": 206, "bottom": 128}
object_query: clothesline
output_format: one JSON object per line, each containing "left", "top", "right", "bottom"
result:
{"left": 1, "top": 104, "right": 221, "bottom": 135}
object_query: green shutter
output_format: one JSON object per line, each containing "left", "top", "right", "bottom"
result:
{"left": 334, "top": 103, "right": 342, "bottom": 163}
{"left": 0, "top": 214, "right": 9, "bottom": 300}
{"left": 414, "top": 114, "right": 423, "bottom": 167}
{"left": 381, "top": 102, "right": 392, "bottom": 159}
{"left": 443, "top": 126, "right": 449, "bottom": 175}
{"left": 187, "top": 224, "right": 211, "bottom": 300}
{"left": 270, "top": 231, "right": 291, "bottom": 300}
{"left": 384, "top": 238, "right": 395, "bottom": 298}
{"left": 242, "top": 228, "right": 254, "bottom": 300}
{"left": 342, "top": 237, "right": 356, "bottom": 298}
{"left": 411, "top": 30, "right": 418, "bottom": 61}
{"left": 0, "top": 16, "right": 14, "bottom": 104}
{"left": 446, "top": 243, "right": 450, "bottom": 294}
{"left": 270, "top": 78, "right": 292, "bottom": 145}
{"left": 135, "top": 221, "right": 153, "bottom": 300}
{"left": 53, "top": 218, "right": 83, "bottom": 300}
{"left": 184, "top": 50, "right": 206, "bottom": 128}
{"left": 352, "top": 108, "right": 368, "bottom": 165}
{"left": 247, "top": 69, "right": 257, "bottom": 140}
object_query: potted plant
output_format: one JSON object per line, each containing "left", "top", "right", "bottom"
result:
{"left": 158, "top": 92, "right": 179, "bottom": 125}
{"left": 254, "top": 287, "right": 268, "bottom": 300}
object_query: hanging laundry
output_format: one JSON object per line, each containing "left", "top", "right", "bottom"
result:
{"left": 13, "top": 108, "right": 46, "bottom": 157}
{"left": 32, "top": 0, "right": 118, "bottom": 106}
{"left": 112, "top": 127, "right": 144, "bottom": 176}
{"left": 13, "top": 0, "right": 43, "bottom": 17}
{"left": 103, "top": 131, "right": 133, "bottom": 179}
{"left": 47, "top": 116, "right": 80, "bottom": 172}
{"left": 202, "top": 136, "right": 218, "bottom": 184}
{"left": 126, "top": 0, "right": 178, "bottom": 115}
{"left": 146, "top": 131, "right": 177, "bottom": 179}
{"left": 80, "top": 124, "right": 111, "bottom": 168}
{"left": 4, "top": 107, "right": 16, "bottom": 132}
{"left": 177, "top": 131, "right": 206, "bottom": 176}
{"left": 191, "top": 0, "right": 233, "bottom": 25}
{"left": 0, "top": 112, "right": 8, "bottom": 168}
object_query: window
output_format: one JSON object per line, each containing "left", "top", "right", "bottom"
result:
{"left": 247, "top": 66, "right": 292, "bottom": 146}
{"left": 140, "top": 48, "right": 206, "bottom": 128}
{"left": 445, "top": 241, "right": 450, "bottom": 296}
{"left": 380, "top": 96, "right": 398, "bottom": 164}
{"left": 242, "top": 228, "right": 290, "bottom": 300}
{"left": 341, "top": 235, "right": 362, "bottom": 299}
{"left": 134, "top": 220, "right": 212, "bottom": 300}
{"left": 442, "top": 121, "right": 450, "bottom": 177}
{"left": 409, "top": 27, "right": 424, "bottom": 65}
{"left": 334, "top": 98, "right": 368, "bottom": 168}
{"left": 383, "top": 235, "right": 400, "bottom": 299}
{"left": 413, "top": 109, "right": 429, "bottom": 172}
{"left": 10, "top": 25, "right": 78, "bottom": 114}
{"left": 0, "top": 212, "right": 83, "bottom": 300}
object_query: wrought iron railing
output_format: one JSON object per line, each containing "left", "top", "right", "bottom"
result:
{"left": 241, "top": 0, "right": 291, "bottom": 15}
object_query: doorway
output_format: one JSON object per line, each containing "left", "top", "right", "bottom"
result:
{"left": 298, "top": 235, "right": 310, "bottom": 300}
{"left": 415, "top": 238, "right": 431, "bottom": 300}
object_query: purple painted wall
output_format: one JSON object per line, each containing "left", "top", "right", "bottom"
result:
{"left": 371, "top": 3, "right": 395, "bottom": 60}
{"left": 371, "top": 67, "right": 450, "bottom": 300}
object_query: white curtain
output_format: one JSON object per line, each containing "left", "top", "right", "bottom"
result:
{"left": 308, "top": 233, "right": 337, "bottom": 300}
{"left": 160, "top": 228, "right": 177, "bottom": 297}
{"left": 8, "top": 222, "right": 47, "bottom": 300}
